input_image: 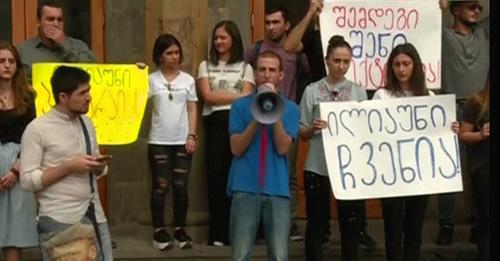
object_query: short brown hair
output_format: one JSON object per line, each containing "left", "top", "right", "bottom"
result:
{"left": 256, "top": 50, "right": 283, "bottom": 71}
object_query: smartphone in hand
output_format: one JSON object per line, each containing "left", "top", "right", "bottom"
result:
{"left": 96, "top": 155, "right": 112, "bottom": 162}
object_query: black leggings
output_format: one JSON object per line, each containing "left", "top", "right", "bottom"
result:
{"left": 381, "top": 195, "right": 428, "bottom": 261}
{"left": 204, "top": 111, "right": 232, "bottom": 244}
{"left": 148, "top": 144, "right": 191, "bottom": 228}
{"left": 304, "top": 171, "right": 363, "bottom": 261}
{"left": 470, "top": 165, "right": 489, "bottom": 261}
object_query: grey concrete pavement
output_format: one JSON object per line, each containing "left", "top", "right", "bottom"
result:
{"left": 8, "top": 219, "right": 478, "bottom": 261}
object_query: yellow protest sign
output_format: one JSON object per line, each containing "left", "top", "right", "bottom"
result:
{"left": 32, "top": 63, "right": 149, "bottom": 145}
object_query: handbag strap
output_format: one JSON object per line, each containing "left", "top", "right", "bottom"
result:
{"left": 78, "top": 116, "right": 103, "bottom": 249}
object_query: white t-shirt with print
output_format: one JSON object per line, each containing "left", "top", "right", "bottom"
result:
{"left": 197, "top": 60, "right": 254, "bottom": 116}
{"left": 148, "top": 70, "right": 198, "bottom": 145}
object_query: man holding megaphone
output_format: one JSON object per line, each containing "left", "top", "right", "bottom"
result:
{"left": 227, "top": 51, "right": 300, "bottom": 260}
{"left": 251, "top": 84, "right": 285, "bottom": 125}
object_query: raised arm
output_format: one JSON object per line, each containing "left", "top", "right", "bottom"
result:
{"left": 439, "top": 0, "right": 448, "bottom": 10}
{"left": 283, "top": 0, "right": 324, "bottom": 53}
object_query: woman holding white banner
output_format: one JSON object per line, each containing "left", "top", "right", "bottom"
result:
{"left": 372, "top": 43, "right": 459, "bottom": 261}
{"left": 299, "top": 35, "right": 367, "bottom": 261}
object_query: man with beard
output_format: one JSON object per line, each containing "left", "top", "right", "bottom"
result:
{"left": 20, "top": 66, "right": 113, "bottom": 260}
{"left": 437, "top": 0, "right": 489, "bottom": 246}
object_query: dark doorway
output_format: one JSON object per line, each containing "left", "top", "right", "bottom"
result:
{"left": 0, "top": 1, "right": 12, "bottom": 41}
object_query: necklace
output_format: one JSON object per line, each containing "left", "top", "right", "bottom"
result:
{"left": 0, "top": 95, "right": 8, "bottom": 109}
{"left": 0, "top": 87, "right": 11, "bottom": 99}
{"left": 0, "top": 89, "right": 13, "bottom": 108}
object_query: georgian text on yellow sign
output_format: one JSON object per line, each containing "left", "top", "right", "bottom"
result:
{"left": 32, "top": 63, "right": 149, "bottom": 145}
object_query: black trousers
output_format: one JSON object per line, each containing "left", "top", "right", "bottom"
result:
{"left": 381, "top": 195, "right": 428, "bottom": 261}
{"left": 148, "top": 144, "right": 191, "bottom": 228}
{"left": 470, "top": 165, "right": 489, "bottom": 261}
{"left": 304, "top": 171, "right": 363, "bottom": 261}
{"left": 204, "top": 111, "right": 232, "bottom": 245}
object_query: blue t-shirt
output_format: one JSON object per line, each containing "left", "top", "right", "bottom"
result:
{"left": 227, "top": 94, "right": 300, "bottom": 198}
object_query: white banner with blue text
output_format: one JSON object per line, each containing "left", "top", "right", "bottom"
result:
{"left": 320, "top": 94, "right": 462, "bottom": 200}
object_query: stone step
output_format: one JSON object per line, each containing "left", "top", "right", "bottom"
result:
{"left": 5, "top": 220, "right": 478, "bottom": 261}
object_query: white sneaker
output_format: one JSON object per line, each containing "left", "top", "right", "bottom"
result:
{"left": 213, "top": 241, "right": 225, "bottom": 247}
{"left": 153, "top": 228, "right": 174, "bottom": 250}
{"left": 173, "top": 228, "right": 193, "bottom": 249}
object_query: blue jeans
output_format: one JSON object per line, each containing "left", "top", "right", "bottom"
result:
{"left": 37, "top": 216, "right": 113, "bottom": 261}
{"left": 230, "top": 192, "right": 290, "bottom": 261}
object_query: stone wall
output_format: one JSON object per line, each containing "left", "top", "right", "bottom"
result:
{"left": 104, "top": 0, "right": 251, "bottom": 226}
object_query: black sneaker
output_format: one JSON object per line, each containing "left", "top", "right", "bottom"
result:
{"left": 435, "top": 227, "right": 453, "bottom": 246}
{"left": 359, "top": 229, "right": 377, "bottom": 251}
{"left": 153, "top": 228, "right": 174, "bottom": 250}
{"left": 289, "top": 222, "right": 304, "bottom": 241}
{"left": 174, "top": 228, "right": 193, "bottom": 249}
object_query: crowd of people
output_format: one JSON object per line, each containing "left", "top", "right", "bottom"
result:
{"left": 0, "top": 0, "right": 489, "bottom": 261}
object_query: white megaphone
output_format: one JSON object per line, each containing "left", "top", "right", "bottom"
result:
{"left": 251, "top": 84, "right": 285, "bottom": 125}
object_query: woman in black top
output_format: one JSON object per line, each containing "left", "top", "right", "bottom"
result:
{"left": 0, "top": 41, "right": 38, "bottom": 260}
{"left": 459, "top": 77, "right": 489, "bottom": 261}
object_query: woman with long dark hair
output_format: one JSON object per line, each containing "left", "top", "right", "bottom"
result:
{"left": 372, "top": 43, "right": 459, "bottom": 261}
{"left": 0, "top": 41, "right": 38, "bottom": 261}
{"left": 197, "top": 20, "right": 254, "bottom": 246}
